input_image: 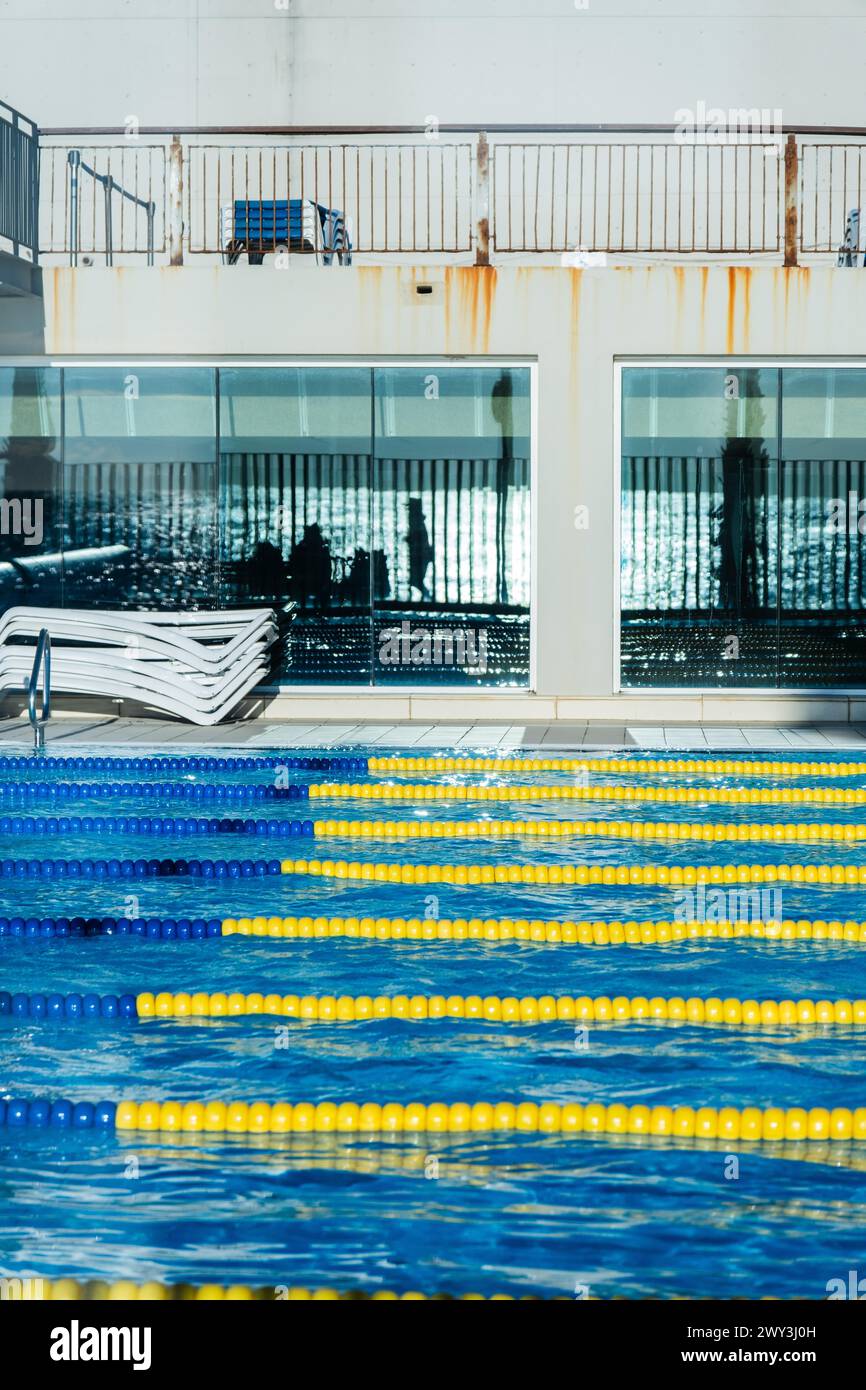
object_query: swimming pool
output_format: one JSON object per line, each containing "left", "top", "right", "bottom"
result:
{"left": 2, "top": 745, "right": 866, "bottom": 1300}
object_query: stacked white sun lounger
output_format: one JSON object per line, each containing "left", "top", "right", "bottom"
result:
{"left": 0, "top": 606, "right": 282, "bottom": 725}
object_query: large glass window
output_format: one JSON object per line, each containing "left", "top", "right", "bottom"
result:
{"left": 218, "top": 364, "right": 531, "bottom": 686}
{"left": 62, "top": 367, "right": 218, "bottom": 611}
{"left": 779, "top": 369, "right": 866, "bottom": 686}
{"left": 0, "top": 363, "right": 530, "bottom": 687}
{"left": 620, "top": 365, "right": 866, "bottom": 688}
{"left": 219, "top": 367, "right": 373, "bottom": 683}
{"left": 372, "top": 367, "right": 531, "bottom": 685}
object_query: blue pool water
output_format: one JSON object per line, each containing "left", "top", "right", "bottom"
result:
{"left": 2, "top": 746, "right": 866, "bottom": 1299}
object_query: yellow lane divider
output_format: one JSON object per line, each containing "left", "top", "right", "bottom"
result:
{"left": 135, "top": 990, "right": 866, "bottom": 1027}
{"left": 367, "top": 755, "right": 866, "bottom": 778}
{"left": 221, "top": 914, "right": 866, "bottom": 944}
{"left": 114, "top": 1097, "right": 866, "bottom": 1140}
{"left": 277, "top": 857, "right": 866, "bottom": 886}
{"left": 311, "top": 781, "right": 866, "bottom": 807}
{"left": 309, "top": 816, "right": 866, "bottom": 843}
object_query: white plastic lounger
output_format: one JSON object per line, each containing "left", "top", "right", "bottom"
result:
{"left": 0, "top": 607, "right": 284, "bottom": 725}
{"left": 0, "top": 608, "right": 278, "bottom": 670}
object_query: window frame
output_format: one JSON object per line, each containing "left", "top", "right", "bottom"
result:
{"left": 0, "top": 355, "right": 537, "bottom": 694}
{"left": 615, "top": 357, "right": 866, "bottom": 695}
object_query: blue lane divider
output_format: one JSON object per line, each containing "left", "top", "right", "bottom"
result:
{"left": 0, "top": 783, "right": 312, "bottom": 804}
{"left": 0, "top": 755, "right": 367, "bottom": 776}
{"left": 0, "top": 992, "right": 138, "bottom": 1019}
{"left": 0, "top": 815, "right": 317, "bottom": 837}
{"left": 0, "top": 916, "right": 223, "bottom": 939}
{"left": 0, "top": 857, "right": 284, "bottom": 878}
{"left": 0, "top": 1098, "right": 117, "bottom": 1127}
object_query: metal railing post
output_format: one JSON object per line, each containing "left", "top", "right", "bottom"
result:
{"left": 474, "top": 130, "right": 490, "bottom": 266}
{"left": 784, "top": 133, "right": 799, "bottom": 267}
{"left": 67, "top": 149, "right": 80, "bottom": 266}
{"left": 30, "top": 115, "right": 39, "bottom": 264}
{"left": 169, "top": 133, "right": 184, "bottom": 265}
{"left": 103, "top": 172, "right": 114, "bottom": 265}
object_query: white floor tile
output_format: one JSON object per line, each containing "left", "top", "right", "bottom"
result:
{"left": 338, "top": 726, "right": 394, "bottom": 745}
{"left": 497, "top": 727, "right": 532, "bottom": 747}
{"left": 702, "top": 727, "right": 750, "bottom": 745}
{"left": 243, "top": 725, "right": 320, "bottom": 746}
{"left": 298, "top": 725, "right": 361, "bottom": 746}
{"left": 740, "top": 728, "right": 793, "bottom": 747}
{"left": 664, "top": 727, "right": 709, "bottom": 747}
{"left": 812, "top": 726, "right": 866, "bottom": 746}
{"left": 625, "top": 726, "right": 666, "bottom": 747}
{"left": 379, "top": 726, "right": 442, "bottom": 747}
{"left": 412, "top": 726, "right": 462, "bottom": 745}
{"left": 43, "top": 719, "right": 124, "bottom": 743}
{"left": 777, "top": 728, "right": 833, "bottom": 747}
{"left": 455, "top": 726, "right": 513, "bottom": 747}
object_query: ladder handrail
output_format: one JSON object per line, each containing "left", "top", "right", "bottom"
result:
{"left": 67, "top": 149, "right": 156, "bottom": 266}
{"left": 27, "top": 627, "right": 51, "bottom": 752}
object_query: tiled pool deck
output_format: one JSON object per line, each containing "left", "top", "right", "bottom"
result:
{"left": 3, "top": 715, "right": 866, "bottom": 751}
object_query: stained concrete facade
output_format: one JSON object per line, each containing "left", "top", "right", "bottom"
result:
{"left": 3, "top": 260, "right": 865, "bottom": 723}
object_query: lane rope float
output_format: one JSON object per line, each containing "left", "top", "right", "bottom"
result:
{"left": 3, "top": 751, "right": 864, "bottom": 778}
{"left": 7, "top": 781, "right": 866, "bottom": 810}
{"left": 311, "top": 781, "right": 866, "bottom": 807}
{"left": 309, "top": 817, "right": 866, "bottom": 843}
{"left": 277, "top": 857, "right": 866, "bottom": 886}
{"left": 6, "top": 914, "right": 866, "bottom": 945}
{"left": 9, "top": 810, "right": 866, "bottom": 844}
{"left": 220, "top": 914, "right": 866, "bottom": 945}
{"left": 3, "top": 1097, "right": 866, "bottom": 1141}
{"left": 0, "top": 856, "right": 285, "bottom": 879}
{"left": 0, "top": 814, "right": 317, "bottom": 837}
{"left": 128, "top": 992, "right": 866, "bottom": 1027}
{"left": 0, "top": 755, "right": 365, "bottom": 775}
{"left": 0, "top": 916, "right": 224, "bottom": 939}
{"left": 367, "top": 755, "right": 866, "bottom": 778}
{"left": 0, "top": 1276, "right": 536, "bottom": 1301}
{"left": 4, "top": 854, "right": 866, "bottom": 884}
{"left": 6, "top": 990, "right": 863, "bottom": 1027}
{"left": 0, "top": 783, "right": 313, "bottom": 804}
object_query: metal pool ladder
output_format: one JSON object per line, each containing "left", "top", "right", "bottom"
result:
{"left": 28, "top": 627, "right": 51, "bottom": 752}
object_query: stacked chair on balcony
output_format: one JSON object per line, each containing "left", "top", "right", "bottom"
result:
{"left": 222, "top": 199, "right": 352, "bottom": 264}
{"left": 0, "top": 606, "right": 283, "bottom": 725}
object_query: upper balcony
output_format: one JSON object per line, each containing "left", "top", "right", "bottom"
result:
{"left": 0, "top": 98, "right": 39, "bottom": 296}
{"left": 11, "top": 121, "right": 866, "bottom": 270}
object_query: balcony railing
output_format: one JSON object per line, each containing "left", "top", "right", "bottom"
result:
{"left": 33, "top": 124, "right": 866, "bottom": 267}
{"left": 0, "top": 99, "right": 39, "bottom": 262}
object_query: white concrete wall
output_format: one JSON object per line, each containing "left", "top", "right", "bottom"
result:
{"left": 11, "top": 258, "right": 866, "bottom": 723}
{"left": 0, "top": 0, "right": 864, "bottom": 130}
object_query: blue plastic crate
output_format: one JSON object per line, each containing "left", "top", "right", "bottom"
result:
{"left": 225, "top": 198, "right": 351, "bottom": 264}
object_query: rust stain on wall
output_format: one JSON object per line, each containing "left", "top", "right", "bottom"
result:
{"left": 50, "top": 271, "right": 76, "bottom": 353}
{"left": 722, "top": 267, "right": 761, "bottom": 355}
{"left": 672, "top": 265, "right": 686, "bottom": 327}
{"left": 741, "top": 268, "right": 751, "bottom": 351}
{"left": 726, "top": 266, "right": 738, "bottom": 353}
{"left": 779, "top": 265, "right": 810, "bottom": 333}
{"left": 568, "top": 268, "right": 582, "bottom": 397}
{"left": 782, "top": 265, "right": 791, "bottom": 324}
{"left": 444, "top": 267, "right": 496, "bottom": 352}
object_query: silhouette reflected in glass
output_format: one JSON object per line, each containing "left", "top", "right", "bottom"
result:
{"left": 405, "top": 497, "right": 433, "bottom": 601}
{"left": 287, "top": 523, "right": 332, "bottom": 611}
